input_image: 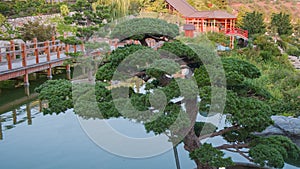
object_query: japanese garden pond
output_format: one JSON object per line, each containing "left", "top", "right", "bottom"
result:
{"left": 0, "top": 80, "right": 299, "bottom": 169}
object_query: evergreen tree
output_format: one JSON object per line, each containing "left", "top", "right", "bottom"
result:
{"left": 241, "top": 11, "right": 266, "bottom": 36}
{"left": 36, "top": 18, "right": 300, "bottom": 169}
{"left": 271, "top": 12, "right": 293, "bottom": 36}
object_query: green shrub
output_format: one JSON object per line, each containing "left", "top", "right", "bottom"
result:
{"left": 286, "top": 45, "right": 300, "bottom": 56}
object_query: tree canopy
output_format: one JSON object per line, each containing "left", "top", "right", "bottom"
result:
{"left": 110, "top": 18, "right": 179, "bottom": 45}
{"left": 241, "top": 11, "right": 266, "bottom": 36}
{"left": 271, "top": 12, "right": 293, "bottom": 36}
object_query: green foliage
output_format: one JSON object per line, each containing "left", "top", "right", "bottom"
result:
{"left": 226, "top": 96, "right": 273, "bottom": 132}
{"left": 141, "top": 0, "right": 168, "bottom": 12}
{"left": 250, "top": 136, "right": 300, "bottom": 168}
{"left": 35, "top": 80, "right": 73, "bottom": 114}
{"left": 190, "top": 143, "right": 234, "bottom": 168}
{"left": 159, "top": 40, "right": 200, "bottom": 63}
{"left": 0, "top": 0, "right": 61, "bottom": 18}
{"left": 110, "top": 18, "right": 179, "bottom": 43}
{"left": 96, "top": 45, "right": 148, "bottom": 81}
{"left": 194, "top": 57, "right": 261, "bottom": 89}
{"left": 271, "top": 12, "right": 293, "bottom": 35}
{"left": 251, "top": 135, "right": 300, "bottom": 160}
{"left": 286, "top": 45, "right": 300, "bottom": 56}
{"left": 58, "top": 36, "right": 83, "bottom": 45}
{"left": 250, "top": 144, "right": 285, "bottom": 168}
{"left": 0, "top": 14, "right": 5, "bottom": 26}
{"left": 241, "top": 11, "right": 266, "bottom": 36}
{"left": 19, "top": 20, "right": 55, "bottom": 41}
{"left": 194, "top": 122, "right": 217, "bottom": 137}
{"left": 144, "top": 104, "right": 181, "bottom": 134}
{"left": 253, "top": 35, "right": 281, "bottom": 61}
{"left": 206, "top": 32, "right": 230, "bottom": 46}
{"left": 64, "top": 1, "right": 112, "bottom": 41}
{"left": 60, "top": 4, "right": 70, "bottom": 16}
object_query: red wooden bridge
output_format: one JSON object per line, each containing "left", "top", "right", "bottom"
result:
{"left": 0, "top": 37, "right": 83, "bottom": 85}
{"left": 224, "top": 28, "right": 248, "bottom": 40}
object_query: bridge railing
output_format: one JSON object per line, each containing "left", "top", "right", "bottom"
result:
{"left": 0, "top": 36, "right": 82, "bottom": 71}
{"left": 224, "top": 28, "right": 248, "bottom": 39}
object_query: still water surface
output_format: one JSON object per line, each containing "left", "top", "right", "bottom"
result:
{"left": 0, "top": 78, "right": 299, "bottom": 169}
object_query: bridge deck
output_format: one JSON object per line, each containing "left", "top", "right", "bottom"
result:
{"left": 0, "top": 52, "right": 68, "bottom": 73}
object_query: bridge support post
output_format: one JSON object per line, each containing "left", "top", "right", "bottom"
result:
{"left": 24, "top": 73, "right": 30, "bottom": 96}
{"left": 26, "top": 103, "right": 32, "bottom": 125}
{"left": 230, "top": 36, "right": 235, "bottom": 49}
{"left": 66, "top": 64, "right": 71, "bottom": 80}
{"left": 24, "top": 85, "right": 30, "bottom": 96}
{"left": 24, "top": 73, "right": 29, "bottom": 86}
{"left": 47, "top": 67, "right": 52, "bottom": 80}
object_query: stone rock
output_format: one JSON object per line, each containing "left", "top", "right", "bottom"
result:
{"left": 258, "top": 116, "right": 300, "bottom": 137}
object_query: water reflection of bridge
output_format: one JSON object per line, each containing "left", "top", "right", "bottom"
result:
{"left": 0, "top": 97, "right": 42, "bottom": 140}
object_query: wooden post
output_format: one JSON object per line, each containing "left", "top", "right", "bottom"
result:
{"left": 201, "top": 18, "right": 204, "bottom": 32}
{"left": 47, "top": 67, "right": 52, "bottom": 79}
{"left": 213, "top": 19, "right": 216, "bottom": 32}
{"left": 6, "top": 53, "right": 12, "bottom": 70}
{"left": 73, "top": 45, "right": 77, "bottom": 53}
{"left": 65, "top": 44, "right": 69, "bottom": 54}
{"left": 24, "top": 72, "right": 29, "bottom": 86}
{"left": 59, "top": 41, "right": 63, "bottom": 51}
{"left": 10, "top": 40, "right": 16, "bottom": 60}
{"left": 225, "top": 19, "right": 227, "bottom": 32}
{"left": 233, "top": 19, "right": 236, "bottom": 29}
{"left": 66, "top": 64, "right": 71, "bottom": 80}
{"left": 24, "top": 84, "right": 30, "bottom": 96}
{"left": 230, "top": 36, "right": 235, "bottom": 49}
{"left": 57, "top": 47, "right": 60, "bottom": 59}
{"left": 45, "top": 41, "right": 50, "bottom": 62}
{"left": 26, "top": 103, "right": 32, "bottom": 125}
{"left": 33, "top": 38, "right": 39, "bottom": 63}
{"left": 21, "top": 43, "right": 27, "bottom": 67}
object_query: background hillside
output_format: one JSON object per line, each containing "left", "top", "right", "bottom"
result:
{"left": 230, "top": 0, "right": 300, "bottom": 22}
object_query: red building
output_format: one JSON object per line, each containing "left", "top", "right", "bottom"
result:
{"left": 165, "top": 0, "right": 248, "bottom": 48}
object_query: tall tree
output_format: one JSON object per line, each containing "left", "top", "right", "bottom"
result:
{"left": 236, "top": 6, "right": 250, "bottom": 28}
{"left": 271, "top": 12, "right": 293, "bottom": 36}
{"left": 36, "top": 18, "right": 300, "bottom": 169}
{"left": 241, "top": 11, "right": 266, "bottom": 36}
{"left": 63, "top": 0, "right": 111, "bottom": 41}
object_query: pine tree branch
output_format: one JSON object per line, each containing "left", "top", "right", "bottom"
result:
{"left": 198, "top": 125, "right": 240, "bottom": 140}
